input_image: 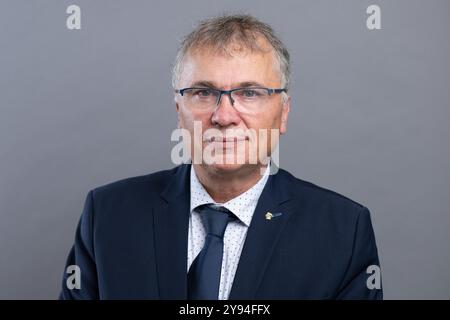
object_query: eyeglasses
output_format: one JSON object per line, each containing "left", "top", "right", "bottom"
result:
{"left": 175, "top": 87, "right": 287, "bottom": 112}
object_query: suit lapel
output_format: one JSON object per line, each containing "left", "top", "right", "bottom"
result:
{"left": 153, "top": 164, "right": 191, "bottom": 299}
{"left": 228, "top": 169, "right": 293, "bottom": 299}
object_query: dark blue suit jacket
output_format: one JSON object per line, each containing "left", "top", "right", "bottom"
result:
{"left": 60, "top": 164, "right": 382, "bottom": 299}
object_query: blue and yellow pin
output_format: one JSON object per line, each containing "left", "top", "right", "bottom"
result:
{"left": 265, "top": 211, "right": 283, "bottom": 220}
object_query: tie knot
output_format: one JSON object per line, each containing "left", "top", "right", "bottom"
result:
{"left": 197, "top": 205, "right": 234, "bottom": 238}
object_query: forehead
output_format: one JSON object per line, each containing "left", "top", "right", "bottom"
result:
{"left": 179, "top": 40, "right": 281, "bottom": 88}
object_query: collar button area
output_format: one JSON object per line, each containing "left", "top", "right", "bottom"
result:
{"left": 197, "top": 204, "right": 236, "bottom": 237}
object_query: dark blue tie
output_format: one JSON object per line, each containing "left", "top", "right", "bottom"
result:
{"left": 188, "top": 205, "right": 234, "bottom": 300}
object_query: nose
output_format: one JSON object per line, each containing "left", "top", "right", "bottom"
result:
{"left": 211, "top": 92, "right": 241, "bottom": 127}
{"left": 216, "top": 92, "right": 234, "bottom": 107}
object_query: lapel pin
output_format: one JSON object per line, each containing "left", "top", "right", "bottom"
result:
{"left": 265, "top": 212, "right": 283, "bottom": 220}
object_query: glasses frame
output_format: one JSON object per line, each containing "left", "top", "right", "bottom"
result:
{"left": 174, "top": 86, "right": 287, "bottom": 107}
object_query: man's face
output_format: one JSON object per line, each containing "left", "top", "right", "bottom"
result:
{"left": 175, "top": 39, "right": 290, "bottom": 175}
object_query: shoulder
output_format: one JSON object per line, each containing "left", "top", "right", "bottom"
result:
{"left": 89, "top": 165, "right": 181, "bottom": 203}
{"left": 275, "top": 168, "right": 369, "bottom": 222}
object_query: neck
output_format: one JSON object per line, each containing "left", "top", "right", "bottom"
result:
{"left": 193, "top": 163, "right": 268, "bottom": 203}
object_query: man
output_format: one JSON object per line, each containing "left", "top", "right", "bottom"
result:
{"left": 60, "top": 14, "right": 382, "bottom": 300}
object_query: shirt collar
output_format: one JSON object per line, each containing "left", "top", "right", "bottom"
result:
{"left": 190, "top": 163, "right": 271, "bottom": 227}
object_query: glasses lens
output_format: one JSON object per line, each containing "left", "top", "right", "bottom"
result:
{"left": 232, "top": 88, "right": 269, "bottom": 106}
{"left": 183, "top": 88, "right": 219, "bottom": 108}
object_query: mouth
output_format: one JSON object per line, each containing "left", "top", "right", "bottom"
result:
{"left": 204, "top": 136, "right": 249, "bottom": 143}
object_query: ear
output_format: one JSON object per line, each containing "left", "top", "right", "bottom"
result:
{"left": 175, "top": 99, "right": 182, "bottom": 128}
{"left": 279, "top": 95, "right": 291, "bottom": 135}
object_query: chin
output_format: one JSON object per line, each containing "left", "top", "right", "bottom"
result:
{"left": 204, "top": 155, "right": 262, "bottom": 176}
{"left": 208, "top": 162, "right": 247, "bottom": 174}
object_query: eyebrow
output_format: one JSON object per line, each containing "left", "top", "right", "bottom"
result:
{"left": 190, "top": 81, "right": 266, "bottom": 89}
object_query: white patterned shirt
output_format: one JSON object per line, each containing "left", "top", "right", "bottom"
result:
{"left": 188, "top": 164, "right": 270, "bottom": 300}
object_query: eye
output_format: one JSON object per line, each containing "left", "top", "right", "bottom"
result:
{"left": 194, "top": 89, "right": 213, "bottom": 97}
{"left": 242, "top": 89, "right": 257, "bottom": 97}
{"left": 237, "top": 89, "right": 265, "bottom": 99}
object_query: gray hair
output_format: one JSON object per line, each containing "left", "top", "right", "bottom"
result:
{"left": 171, "top": 14, "right": 291, "bottom": 92}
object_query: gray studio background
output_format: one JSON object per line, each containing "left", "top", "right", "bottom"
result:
{"left": 1, "top": 0, "right": 449, "bottom": 299}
